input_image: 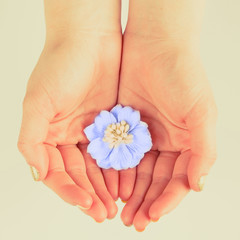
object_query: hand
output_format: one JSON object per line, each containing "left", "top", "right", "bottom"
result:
{"left": 117, "top": 33, "right": 217, "bottom": 231}
{"left": 18, "top": 0, "right": 121, "bottom": 222}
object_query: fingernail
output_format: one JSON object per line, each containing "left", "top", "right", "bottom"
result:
{"left": 76, "top": 205, "right": 90, "bottom": 210}
{"left": 94, "top": 219, "right": 104, "bottom": 223}
{"left": 151, "top": 218, "right": 159, "bottom": 222}
{"left": 136, "top": 228, "right": 145, "bottom": 232}
{"left": 30, "top": 166, "right": 40, "bottom": 181}
{"left": 198, "top": 175, "right": 207, "bottom": 191}
{"left": 121, "top": 200, "right": 127, "bottom": 203}
{"left": 124, "top": 223, "right": 132, "bottom": 227}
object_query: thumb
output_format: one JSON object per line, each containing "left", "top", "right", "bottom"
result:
{"left": 187, "top": 118, "right": 217, "bottom": 192}
{"left": 17, "top": 94, "right": 54, "bottom": 181}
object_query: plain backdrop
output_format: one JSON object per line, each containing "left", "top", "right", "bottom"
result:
{"left": 0, "top": 0, "right": 240, "bottom": 239}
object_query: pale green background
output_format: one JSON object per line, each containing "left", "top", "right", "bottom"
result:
{"left": 0, "top": 0, "right": 239, "bottom": 239}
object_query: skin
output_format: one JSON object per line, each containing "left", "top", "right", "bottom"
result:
{"left": 110, "top": 0, "right": 217, "bottom": 231}
{"left": 18, "top": 0, "right": 217, "bottom": 231}
{"left": 18, "top": 0, "right": 121, "bottom": 222}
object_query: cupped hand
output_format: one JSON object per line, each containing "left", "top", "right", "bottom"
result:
{"left": 117, "top": 34, "right": 217, "bottom": 231}
{"left": 17, "top": 33, "right": 121, "bottom": 222}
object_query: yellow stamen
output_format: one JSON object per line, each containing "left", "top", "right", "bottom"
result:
{"left": 103, "top": 121, "right": 133, "bottom": 148}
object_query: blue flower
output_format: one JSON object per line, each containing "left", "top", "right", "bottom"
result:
{"left": 83, "top": 104, "right": 152, "bottom": 170}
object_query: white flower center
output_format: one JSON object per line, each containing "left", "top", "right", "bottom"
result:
{"left": 103, "top": 120, "right": 133, "bottom": 148}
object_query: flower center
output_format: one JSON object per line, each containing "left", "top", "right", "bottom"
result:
{"left": 103, "top": 120, "right": 133, "bottom": 148}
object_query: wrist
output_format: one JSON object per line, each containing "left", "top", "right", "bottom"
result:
{"left": 125, "top": 0, "right": 204, "bottom": 45}
{"left": 123, "top": 30, "right": 201, "bottom": 57}
{"left": 44, "top": 0, "right": 121, "bottom": 43}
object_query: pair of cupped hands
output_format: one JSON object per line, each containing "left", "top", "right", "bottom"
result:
{"left": 17, "top": 24, "right": 217, "bottom": 231}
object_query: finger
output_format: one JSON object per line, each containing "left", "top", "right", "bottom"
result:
{"left": 17, "top": 96, "right": 54, "bottom": 181}
{"left": 42, "top": 145, "right": 93, "bottom": 209}
{"left": 187, "top": 119, "right": 217, "bottom": 192}
{"left": 102, "top": 168, "right": 119, "bottom": 201}
{"left": 120, "top": 151, "right": 157, "bottom": 227}
{"left": 119, "top": 167, "right": 136, "bottom": 202}
{"left": 133, "top": 151, "right": 178, "bottom": 231}
{"left": 80, "top": 144, "right": 118, "bottom": 220}
{"left": 58, "top": 145, "right": 106, "bottom": 222}
{"left": 58, "top": 145, "right": 94, "bottom": 193}
{"left": 80, "top": 194, "right": 108, "bottom": 223}
{"left": 149, "top": 150, "right": 191, "bottom": 221}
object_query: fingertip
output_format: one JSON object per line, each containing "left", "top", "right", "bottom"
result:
{"left": 94, "top": 208, "right": 108, "bottom": 223}
{"left": 80, "top": 194, "right": 108, "bottom": 223}
{"left": 32, "top": 162, "right": 48, "bottom": 181}
{"left": 94, "top": 218, "right": 105, "bottom": 223}
{"left": 133, "top": 214, "right": 150, "bottom": 232}
{"left": 189, "top": 174, "right": 207, "bottom": 192}
{"left": 151, "top": 218, "right": 159, "bottom": 223}
{"left": 29, "top": 163, "right": 48, "bottom": 182}
{"left": 19, "top": 143, "right": 49, "bottom": 181}
{"left": 29, "top": 165, "right": 40, "bottom": 181}
{"left": 76, "top": 202, "right": 91, "bottom": 210}
{"left": 107, "top": 202, "right": 118, "bottom": 219}
{"left": 121, "top": 209, "right": 133, "bottom": 227}
{"left": 108, "top": 187, "right": 119, "bottom": 202}
{"left": 188, "top": 180, "right": 202, "bottom": 192}
{"left": 112, "top": 193, "right": 119, "bottom": 202}
{"left": 119, "top": 186, "right": 133, "bottom": 202}
{"left": 76, "top": 195, "right": 93, "bottom": 210}
{"left": 83, "top": 196, "right": 94, "bottom": 210}
{"left": 124, "top": 223, "right": 132, "bottom": 227}
{"left": 135, "top": 227, "right": 145, "bottom": 232}
{"left": 187, "top": 120, "right": 217, "bottom": 192}
{"left": 187, "top": 173, "right": 200, "bottom": 192}
{"left": 187, "top": 160, "right": 209, "bottom": 192}
{"left": 77, "top": 192, "right": 93, "bottom": 209}
{"left": 187, "top": 153, "right": 211, "bottom": 192}
{"left": 148, "top": 203, "right": 162, "bottom": 221}
{"left": 149, "top": 212, "right": 157, "bottom": 222}
{"left": 114, "top": 196, "right": 119, "bottom": 202}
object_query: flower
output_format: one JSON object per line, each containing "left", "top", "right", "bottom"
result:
{"left": 83, "top": 104, "right": 152, "bottom": 170}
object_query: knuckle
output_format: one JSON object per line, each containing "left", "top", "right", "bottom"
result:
{"left": 172, "top": 173, "right": 188, "bottom": 181}
{"left": 17, "top": 141, "right": 27, "bottom": 154}
{"left": 66, "top": 168, "right": 86, "bottom": 176}
{"left": 86, "top": 165, "right": 100, "bottom": 175}
{"left": 131, "top": 194, "right": 145, "bottom": 203}
{"left": 152, "top": 175, "right": 171, "bottom": 184}
{"left": 120, "top": 169, "right": 136, "bottom": 178}
{"left": 137, "top": 172, "right": 152, "bottom": 182}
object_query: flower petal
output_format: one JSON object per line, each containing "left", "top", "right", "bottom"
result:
{"left": 126, "top": 145, "right": 144, "bottom": 168}
{"left": 108, "top": 144, "right": 133, "bottom": 170}
{"left": 94, "top": 111, "right": 117, "bottom": 137}
{"left": 87, "top": 137, "right": 113, "bottom": 161}
{"left": 96, "top": 157, "right": 112, "bottom": 169}
{"left": 117, "top": 106, "right": 140, "bottom": 131}
{"left": 128, "top": 122, "right": 152, "bottom": 154}
{"left": 83, "top": 123, "right": 99, "bottom": 141}
{"left": 110, "top": 104, "right": 123, "bottom": 119}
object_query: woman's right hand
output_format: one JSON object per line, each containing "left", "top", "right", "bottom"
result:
{"left": 17, "top": 0, "right": 122, "bottom": 222}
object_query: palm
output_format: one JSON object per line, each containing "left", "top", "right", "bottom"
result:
{"left": 43, "top": 41, "right": 120, "bottom": 147}
{"left": 22, "top": 33, "right": 121, "bottom": 221}
{"left": 117, "top": 34, "right": 217, "bottom": 231}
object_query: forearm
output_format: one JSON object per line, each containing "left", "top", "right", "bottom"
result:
{"left": 44, "top": 0, "right": 121, "bottom": 43}
{"left": 126, "top": 0, "right": 205, "bottom": 44}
